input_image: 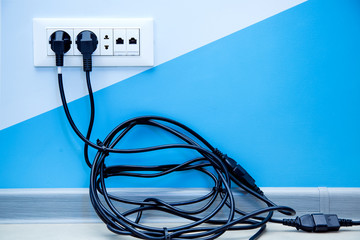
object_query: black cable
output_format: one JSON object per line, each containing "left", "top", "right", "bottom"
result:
{"left": 353, "top": 221, "right": 360, "bottom": 225}
{"left": 57, "top": 70, "right": 297, "bottom": 239}
{"left": 57, "top": 69, "right": 360, "bottom": 239}
{"left": 52, "top": 31, "right": 359, "bottom": 240}
{"left": 84, "top": 71, "right": 95, "bottom": 168}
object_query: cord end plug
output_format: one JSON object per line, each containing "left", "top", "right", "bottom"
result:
{"left": 213, "top": 148, "right": 263, "bottom": 195}
{"left": 76, "top": 30, "right": 98, "bottom": 72}
{"left": 283, "top": 214, "right": 341, "bottom": 232}
{"left": 49, "top": 31, "right": 72, "bottom": 67}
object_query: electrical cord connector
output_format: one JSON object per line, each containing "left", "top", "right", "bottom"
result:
{"left": 49, "top": 30, "right": 72, "bottom": 66}
{"left": 76, "top": 30, "right": 98, "bottom": 72}
{"left": 213, "top": 149, "right": 263, "bottom": 195}
{"left": 283, "top": 213, "right": 357, "bottom": 232}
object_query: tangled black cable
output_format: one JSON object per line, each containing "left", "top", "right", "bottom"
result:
{"left": 57, "top": 70, "right": 296, "bottom": 240}
{"left": 50, "top": 29, "right": 359, "bottom": 239}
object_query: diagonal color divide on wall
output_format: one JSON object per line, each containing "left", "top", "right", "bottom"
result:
{"left": 0, "top": 0, "right": 307, "bottom": 130}
{"left": 2, "top": 0, "right": 360, "bottom": 189}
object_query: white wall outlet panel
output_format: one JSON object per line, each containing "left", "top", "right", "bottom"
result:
{"left": 33, "top": 18, "right": 154, "bottom": 67}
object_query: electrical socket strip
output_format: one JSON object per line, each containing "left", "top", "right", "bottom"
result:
{"left": 33, "top": 18, "right": 154, "bottom": 67}
{"left": 46, "top": 28, "right": 140, "bottom": 56}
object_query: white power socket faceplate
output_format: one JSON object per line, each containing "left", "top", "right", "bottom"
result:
{"left": 33, "top": 18, "right": 154, "bottom": 67}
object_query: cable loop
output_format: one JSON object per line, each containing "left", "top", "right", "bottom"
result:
{"left": 57, "top": 71, "right": 298, "bottom": 240}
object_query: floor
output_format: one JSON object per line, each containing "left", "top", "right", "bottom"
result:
{"left": 1, "top": 223, "right": 359, "bottom": 240}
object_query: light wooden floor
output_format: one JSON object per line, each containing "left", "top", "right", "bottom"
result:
{"left": 1, "top": 223, "right": 359, "bottom": 240}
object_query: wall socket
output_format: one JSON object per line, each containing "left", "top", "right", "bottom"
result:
{"left": 33, "top": 18, "right": 154, "bottom": 67}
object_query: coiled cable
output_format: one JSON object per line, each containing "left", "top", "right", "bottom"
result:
{"left": 57, "top": 69, "right": 295, "bottom": 240}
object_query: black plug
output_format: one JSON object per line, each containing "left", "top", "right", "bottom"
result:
{"left": 213, "top": 148, "right": 263, "bottom": 195}
{"left": 76, "top": 30, "right": 98, "bottom": 72}
{"left": 49, "top": 30, "right": 72, "bottom": 66}
{"left": 283, "top": 213, "right": 344, "bottom": 232}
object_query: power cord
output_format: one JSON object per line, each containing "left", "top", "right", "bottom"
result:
{"left": 50, "top": 30, "right": 359, "bottom": 239}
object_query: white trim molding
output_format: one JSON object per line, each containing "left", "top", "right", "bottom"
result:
{"left": 0, "top": 187, "right": 359, "bottom": 223}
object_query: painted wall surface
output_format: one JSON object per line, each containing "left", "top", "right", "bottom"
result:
{"left": 1, "top": 0, "right": 360, "bottom": 188}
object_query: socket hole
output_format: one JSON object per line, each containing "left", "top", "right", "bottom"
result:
{"left": 129, "top": 37, "right": 137, "bottom": 44}
{"left": 104, "top": 35, "right": 109, "bottom": 40}
{"left": 104, "top": 45, "right": 109, "bottom": 50}
{"left": 116, "top": 38, "right": 124, "bottom": 44}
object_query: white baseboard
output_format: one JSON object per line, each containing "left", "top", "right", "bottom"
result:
{"left": 0, "top": 187, "right": 359, "bottom": 223}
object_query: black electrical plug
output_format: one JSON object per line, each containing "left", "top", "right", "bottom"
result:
{"left": 213, "top": 148, "right": 263, "bottom": 195}
{"left": 49, "top": 30, "right": 72, "bottom": 66}
{"left": 76, "top": 30, "right": 98, "bottom": 72}
{"left": 282, "top": 213, "right": 357, "bottom": 232}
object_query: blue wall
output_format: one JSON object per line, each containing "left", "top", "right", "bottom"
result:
{"left": 1, "top": 0, "right": 360, "bottom": 188}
